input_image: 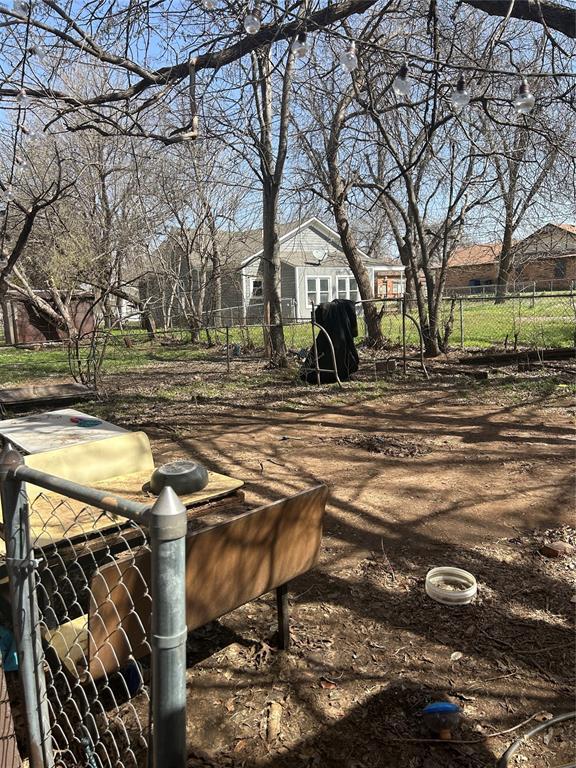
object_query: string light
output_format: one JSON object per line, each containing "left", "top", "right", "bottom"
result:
{"left": 392, "top": 63, "right": 410, "bottom": 98}
{"left": 339, "top": 41, "right": 358, "bottom": 73}
{"left": 29, "top": 43, "right": 46, "bottom": 63}
{"left": 243, "top": 9, "right": 260, "bottom": 34}
{"left": 291, "top": 32, "right": 310, "bottom": 59}
{"left": 12, "top": 0, "right": 30, "bottom": 13}
{"left": 513, "top": 78, "right": 535, "bottom": 115}
{"left": 15, "top": 88, "right": 27, "bottom": 105}
{"left": 201, "top": 0, "right": 216, "bottom": 8}
{"left": 450, "top": 74, "right": 470, "bottom": 110}
{"left": 20, "top": 123, "right": 39, "bottom": 139}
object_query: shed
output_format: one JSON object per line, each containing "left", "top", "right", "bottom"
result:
{"left": 1, "top": 291, "right": 96, "bottom": 346}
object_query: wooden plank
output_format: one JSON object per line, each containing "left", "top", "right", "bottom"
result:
{"left": 0, "top": 383, "right": 95, "bottom": 409}
{"left": 89, "top": 469, "right": 244, "bottom": 507}
{"left": 87, "top": 485, "right": 328, "bottom": 680}
{"left": 0, "top": 492, "right": 247, "bottom": 580}
{"left": 0, "top": 660, "right": 21, "bottom": 768}
{"left": 459, "top": 346, "right": 575, "bottom": 366}
{"left": 10, "top": 470, "right": 243, "bottom": 549}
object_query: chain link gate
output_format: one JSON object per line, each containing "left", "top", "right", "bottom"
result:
{"left": 0, "top": 445, "right": 188, "bottom": 768}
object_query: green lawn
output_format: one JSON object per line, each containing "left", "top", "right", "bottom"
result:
{"left": 0, "top": 293, "right": 573, "bottom": 386}
{"left": 374, "top": 293, "right": 575, "bottom": 349}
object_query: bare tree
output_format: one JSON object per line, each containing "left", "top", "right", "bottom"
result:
{"left": 296, "top": 67, "right": 384, "bottom": 346}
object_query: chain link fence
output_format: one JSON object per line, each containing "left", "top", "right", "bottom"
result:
{"left": 356, "top": 292, "right": 575, "bottom": 351}
{"left": 0, "top": 293, "right": 574, "bottom": 392}
{"left": 0, "top": 451, "right": 187, "bottom": 768}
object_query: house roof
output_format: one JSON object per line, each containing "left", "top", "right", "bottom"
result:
{"left": 159, "top": 216, "right": 401, "bottom": 271}
{"left": 554, "top": 223, "right": 576, "bottom": 235}
{"left": 449, "top": 243, "right": 502, "bottom": 268}
{"left": 240, "top": 216, "right": 380, "bottom": 267}
{"left": 449, "top": 222, "right": 576, "bottom": 268}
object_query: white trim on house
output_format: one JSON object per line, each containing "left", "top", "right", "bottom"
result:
{"left": 248, "top": 276, "right": 263, "bottom": 299}
{"left": 306, "top": 275, "right": 332, "bottom": 307}
{"left": 336, "top": 275, "right": 359, "bottom": 301}
{"left": 294, "top": 265, "right": 300, "bottom": 317}
{"left": 240, "top": 216, "right": 372, "bottom": 267}
{"left": 369, "top": 264, "right": 405, "bottom": 273}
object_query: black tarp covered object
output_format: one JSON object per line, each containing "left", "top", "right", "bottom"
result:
{"left": 301, "top": 299, "right": 359, "bottom": 383}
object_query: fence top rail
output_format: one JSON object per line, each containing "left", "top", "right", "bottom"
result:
{"left": 441, "top": 291, "right": 574, "bottom": 303}
{"left": 2, "top": 454, "right": 150, "bottom": 525}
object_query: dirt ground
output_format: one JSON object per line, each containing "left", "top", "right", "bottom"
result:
{"left": 89, "top": 355, "right": 575, "bottom": 767}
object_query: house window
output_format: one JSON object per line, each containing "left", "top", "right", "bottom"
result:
{"left": 554, "top": 259, "right": 567, "bottom": 279}
{"left": 250, "top": 278, "right": 263, "bottom": 298}
{"left": 307, "top": 276, "right": 331, "bottom": 306}
{"left": 392, "top": 280, "right": 403, "bottom": 295}
{"left": 337, "top": 276, "right": 358, "bottom": 302}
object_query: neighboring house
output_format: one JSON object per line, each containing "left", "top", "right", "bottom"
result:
{"left": 143, "top": 217, "right": 405, "bottom": 326}
{"left": 444, "top": 223, "right": 576, "bottom": 293}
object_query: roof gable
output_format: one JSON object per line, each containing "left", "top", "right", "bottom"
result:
{"left": 241, "top": 217, "right": 371, "bottom": 266}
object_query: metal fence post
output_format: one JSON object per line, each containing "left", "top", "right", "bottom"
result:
{"left": 225, "top": 326, "right": 230, "bottom": 374}
{"left": 149, "top": 486, "right": 187, "bottom": 768}
{"left": 459, "top": 298, "right": 464, "bottom": 350}
{"left": 0, "top": 445, "right": 54, "bottom": 768}
{"left": 401, "top": 296, "right": 407, "bottom": 375}
{"left": 310, "top": 301, "right": 321, "bottom": 385}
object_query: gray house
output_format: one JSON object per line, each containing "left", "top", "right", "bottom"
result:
{"left": 142, "top": 217, "right": 405, "bottom": 327}
{"left": 240, "top": 217, "right": 404, "bottom": 322}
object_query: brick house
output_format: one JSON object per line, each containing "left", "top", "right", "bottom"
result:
{"left": 443, "top": 223, "right": 576, "bottom": 293}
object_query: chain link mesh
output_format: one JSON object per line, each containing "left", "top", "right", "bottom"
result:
{"left": 3, "top": 491, "right": 152, "bottom": 768}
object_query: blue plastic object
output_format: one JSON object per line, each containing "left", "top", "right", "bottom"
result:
{"left": 423, "top": 702, "right": 461, "bottom": 715}
{"left": 0, "top": 625, "right": 18, "bottom": 672}
{"left": 422, "top": 701, "right": 462, "bottom": 737}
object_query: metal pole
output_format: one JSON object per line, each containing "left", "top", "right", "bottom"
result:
{"left": 149, "top": 487, "right": 187, "bottom": 768}
{"left": 401, "top": 296, "right": 407, "bottom": 375}
{"left": 310, "top": 301, "right": 321, "bottom": 386}
{"left": 459, "top": 298, "right": 464, "bottom": 351}
{"left": 0, "top": 445, "right": 54, "bottom": 768}
{"left": 225, "top": 326, "right": 230, "bottom": 374}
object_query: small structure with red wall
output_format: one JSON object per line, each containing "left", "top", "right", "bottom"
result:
{"left": 1, "top": 291, "right": 96, "bottom": 346}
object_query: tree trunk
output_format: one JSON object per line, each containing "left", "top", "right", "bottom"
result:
{"left": 332, "top": 201, "right": 382, "bottom": 345}
{"left": 396, "top": 238, "right": 440, "bottom": 356}
{"left": 326, "top": 93, "right": 383, "bottom": 346}
{"left": 207, "top": 211, "right": 223, "bottom": 327}
{"left": 495, "top": 218, "right": 514, "bottom": 303}
{"left": 262, "top": 182, "right": 287, "bottom": 366}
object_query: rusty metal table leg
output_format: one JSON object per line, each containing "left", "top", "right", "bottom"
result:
{"left": 276, "top": 583, "right": 290, "bottom": 651}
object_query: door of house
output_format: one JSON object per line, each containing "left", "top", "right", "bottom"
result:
{"left": 306, "top": 276, "right": 331, "bottom": 306}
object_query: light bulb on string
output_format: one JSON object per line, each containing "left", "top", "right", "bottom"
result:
{"left": 202, "top": 0, "right": 216, "bottom": 8}
{"left": 12, "top": 0, "right": 30, "bottom": 14}
{"left": 15, "top": 156, "right": 28, "bottom": 175}
{"left": 339, "top": 42, "right": 358, "bottom": 73}
{"left": 20, "top": 123, "right": 39, "bottom": 140}
{"left": 3, "top": 185, "right": 15, "bottom": 203}
{"left": 392, "top": 63, "right": 411, "bottom": 98}
{"left": 29, "top": 43, "right": 46, "bottom": 62}
{"left": 15, "top": 88, "right": 28, "bottom": 107}
{"left": 243, "top": 9, "right": 260, "bottom": 34}
{"left": 450, "top": 74, "right": 471, "bottom": 110}
{"left": 513, "top": 78, "right": 535, "bottom": 115}
{"left": 291, "top": 32, "right": 310, "bottom": 59}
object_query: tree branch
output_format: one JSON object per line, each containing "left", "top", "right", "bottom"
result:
{"left": 460, "top": 0, "right": 576, "bottom": 38}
